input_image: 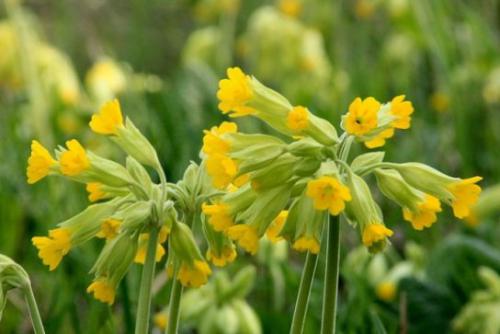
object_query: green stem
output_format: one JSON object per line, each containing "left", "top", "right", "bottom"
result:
{"left": 25, "top": 285, "right": 45, "bottom": 334}
{"left": 166, "top": 278, "right": 183, "bottom": 334}
{"left": 289, "top": 252, "right": 319, "bottom": 334}
{"left": 320, "top": 216, "right": 341, "bottom": 334}
{"left": 135, "top": 226, "right": 160, "bottom": 334}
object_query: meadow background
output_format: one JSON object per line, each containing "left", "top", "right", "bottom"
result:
{"left": 0, "top": 0, "right": 499, "bottom": 333}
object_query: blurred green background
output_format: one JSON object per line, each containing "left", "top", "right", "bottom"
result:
{"left": 1, "top": 0, "right": 499, "bottom": 333}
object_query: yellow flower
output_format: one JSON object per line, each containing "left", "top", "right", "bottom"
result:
{"left": 279, "top": 0, "right": 302, "bottom": 17}
{"left": 177, "top": 260, "right": 212, "bottom": 288}
{"left": 306, "top": 176, "right": 352, "bottom": 215}
{"left": 134, "top": 230, "right": 168, "bottom": 264}
{"left": 206, "top": 246, "right": 237, "bottom": 267}
{"left": 32, "top": 228, "right": 72, "bottom": 271}
{"left": 89, "top": 99, "right": 124, "bottom": 135}
{"left": 403, "top": 195, "right": 442, "bottom": 230}
{"left": 390, "top": 95, "right": 414, "bottom": 129}
{"left": 59, "top": 139, "right": 90, "bottom": 176}
{"left": 202, "top": 122, "right": 238, "bottom": 156}
{"left": 227, "top": 225, "right": 259, "bottom": 255}
{"left": 293, "top": 236, "right": 320, "bottom": 254}
{"left": 154, "top": 313, "right": 168, "bottom": 330}
{"left": 430, "top": 92, "right": 449, "bottom": 113}
{"left": 362, "top": 224, "right": 393, "bottom": 248}
{"left": 344, "top": 97, "right": 380, "bottom": 136}
{"left": 447, "top": 176, "right": 482, "bottom": 219}
{"left": 364, "top": 128, "right": 395, "bottom": 149}
{"left": 96, "top": 219, "right": 121, "bottom": 240}
{"left": 87, "top": 278, "right": 115, "bottom": 305}
{"left": 206, "top": 154, "right": 238, "bottom": 189}
{"left": 86, "top": 182, "right": 105, "bottom": 202}
{"left": 287, "top": 106, "right": 309, "bottom": 132}
{"left": 232, "top": 173, "right": 250, "bottom": 188}
{"left": 217, "top": 67, "right": 255, "bottom": 117}
{"left": 266, "top": 210, "right": 288, "bottom": 243}
{"left": 202, "top": 203, "right": 234, "bottom": 232}
{"left": 376, "top": 281, "right": 396, "bottom": 302}
{"left": 27, "top": 140, "right": 57, "bottom": 184}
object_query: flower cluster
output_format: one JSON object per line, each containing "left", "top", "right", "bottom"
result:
{"left": 201, "top": 67, "right": 482, "bottom": 255}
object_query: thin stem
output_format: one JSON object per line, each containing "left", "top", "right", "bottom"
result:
{"left": 166, "top": 279, "right": 183, "bottom": 334}
{"left": 135, "top": 226, "right": 160, "bottom": 334}
{"left": 289, "top": 252, "right": 319, "bottom": 334}
{"left": 25, "top": 285, "right": 45, "bottom": 334}
{"left": 320, "top": 216, "right": 341, "bottom": 334}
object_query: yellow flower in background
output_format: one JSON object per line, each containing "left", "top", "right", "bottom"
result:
{"left": 202, "top": 121, "right": 238, "bottom": 156}
{"left": 403, "top": 195, "right": 442, "bottom": 230}
{"left": 345, "top": 97, "right": 380, "bottom": 136}
{"left": 89, "top": 99, "right": 124, "bottom": 135}
{"left": 86, "top": 182, "right": 105, "bottom": 202}
{"left": 27, "top": 140, "right": 57, "bottom": 184}
{"left": 287, "top": 106, "right": 309, "bottom": 132}
{"left": 86, "top": 58, "right": 126, "bottom": 101}
{"left": 430, "top": 92, "right": 449, "bottom": 113}
{"left": 266, "top": 210, "right": 288, "bottom": 243}
{"left": 87, "top": 278, "right": 115, "bottom": 305}
{"left": 278, "top": 0, "right": 302, "bottom": 17}
{"left": 306, "top": 176, "right": 352, "bottom": 215}
{"left": 202, "top": 203, "right": 234, "bottom": 231}
{"left": 206, "top": 154, "right": 238, "bottom": 189}
{"left": 354, "top": 0, "right": 376, "bottom": 19}
{"left": 376, "top": 281, "right": 396, "bottom": 302}
{"left": 364, "top": 128, "right": 395, "bottom": 149}
{"left": 362, "top": 224, "right": 393, "bottom": 248}
{"left": 390, "top": 95, "right": 414, "bottom": 129}
{"left": 59, "top": 139, "right": 89, "bottom": 176}
{"left": 293, "top": 236, "right": 320, "bottom": 254}
{"left": 448, "top": 176, "right": 482, "bottom": 219}
{"left": 206, "top": 246, "right": 237, "bottom": 267}
{"left": 134, "top": 229, "right": 169, "bottom": 264}
{"left": 154, "top": 313, "right": 168, "bottom": 331}
{"left": 217, "top": 67, "right": 255, "bottom": 117}
{"left": 227, "top": 225, "right": 259, "bottom": 254}
{"left": 178, "top": 260, "right": 212, "bottom": 288}
{"left": 96, "top": 219, "right": 122, "bottom": 240}
{"left": 32, "top": 228, "right": 72, "bottom": 271}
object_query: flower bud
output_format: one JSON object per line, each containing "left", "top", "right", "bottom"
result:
{"left": 249, "top": 154, "right": 299, "bottom": 191}
{"left": 126, "top": 156, "right": 154, "bottom": 197}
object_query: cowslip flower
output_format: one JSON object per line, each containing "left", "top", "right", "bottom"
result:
{"left": 31, "top": 228, "right": 72, "bottom": 271}
{"left": 362, "top": 224, "right": 394, "bottom": 250}
{"left": 286, "top": 106, "right": 309, "bottom": 133}
{"left": 205, "top": 154, "right": 239, "bottom": 189}
{"left": 447, "top": 177, "right": 482, "bottom": 219}
{"left": 177, "top": 260, "right": 212, "bottom": 288}
{"left": 402, "top": 195, "right": 442, "bottom": 230}
{"left": 306, "top": 176, "right": 352, "bottom": 215}
{"left": 202, "top": 203, "right": 234, "bottom": 232}
{"left": 266, "top": 210, "right": 288, "bottom": 243}
{"left": 389, "top": 95, "right": 414, "bottom": 130}
{"left": 59, "top": 139, "right": 90, "bottom": 176}
{"left": 96, "top": 219, "right": 122, "bottom": 240}
{"left": 376, "top": 281, "right": 397, "bottom": 302}
{"left": 202, "top": 121, "right": 238, "bottom": 156}
{"left": 89, "top": 99, "right": 124, "bottom": 135}
{"left": 134, "top": 227, "right": 169, "bottom": 264}
{"left": 217, "top": 67, "right": 255, "bottom": 117}
{"left": 226, "top": 225, "right": 259, "bottom": 255}
{"left": 27, "top": 140, "right": 57, "bottom": 184}
{"left": 344, "top": 97, "right": 380, "bottom": 136}
{"left": 86, "top": 182, "right": 105, "bottom": 202}
{"left": 86, "top": 277, "right": 116, "bottom": 305}
{"left": 292, "top": 236, "right": 320, "bottom": 254}
{"left": 206, "top": 246, "right": 237, "bottom": 267}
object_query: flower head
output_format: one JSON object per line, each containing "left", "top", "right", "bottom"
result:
{"left": 266, "top": 210, "right": 288, "bottom": 243}
{"left": 390, "top": 95, "right": 414, "bottom": 129}
{"left": 177, "top": 260, "right": 212, "bottom": 288}
{"left": 344, "top": 97, "right": 380, "bottom": 136}
{"left": 96, "top": 219, "right": 121, "bottom": 240}
{"left": 403, "top": 195, "right": 442, "bottom": 230}
{"left": 447, "top": 176, "right": 482, "bottom": 219}
{"left": 89, "top": 99, "right": 124, "bottom": 135}
{"left": 287, "top": 106, "right": 309, "bottom": 132}
{"left": 227, "top": 224, "right": 259, "bottom": 255}
{"left": 217, "top": 67, "right": 255, "bottom": 117}
{"left": 59, "top": 139, "right": 89, "bottom": 176}
{"left": 202, "top": 203, "right": 234, "bottom": 232}
{"left": 362, "top": 224, "right": 393, "bottom": 253}
{"left": 32, "top": 228, "right": 72, "bottom": 271}
{"left": 306, "top": 176, "right": 352, "bottom": 215}
{"left": 27, "top": 140, "right": 56, "bottom": 184}
{"left": 206, "top": 246, "right": 237, "bottom": 267}
{"left": 87, "top": 277, "right": 115, "bottom": 305}
{"left": 293, "top": 236, "right": 320, "bottom": 254}
{"left": 86, "top": 182, "right": 105, "bottom": 202}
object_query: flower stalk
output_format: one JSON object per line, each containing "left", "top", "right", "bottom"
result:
{"left": 25, "top": 284, "right": 45, "bottom": 334}
{"left": 166, "top": 278, "right": 183, "bottom": 334}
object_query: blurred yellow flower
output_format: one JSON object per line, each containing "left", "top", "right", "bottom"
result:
{"left": 376, "top": 281, "right": 396, "bottom": 302}
{"left": 27, "top": 140, "right": 56, "bottom": 184}
{"left": 345, "top": 97, "right": 380, "bottom": 136}
{"left": 306, "top": 176, "right": 352, "bottom": 215}
{"left": 293, "top": 236, "right": 320, "bottom": 254}
{"left": 362, "top": 224, "right": 393, "bottom": 248}
{"left": 96, "top": 219, "right": 122, "bottom": 240}
{"left": 227, "top": 224, "right": 259, "bottom": 254}
{"left": 206, "top": 246, "right": 237, "bottom": 267}
{"left": 217, "top": 67, "right": 255, "bottom": 117}
{"left": 59, "top": 139, "right": 89, "bottom": 176}
{"left": 87, "top": 278, "right": 115, "bottom": 305}
{"left": 206, "top": 154, "right": 239, "bottom": 189}
{"left": 287, "top": 106, "right": 309, "bottom": 132}
{"left": 266, "top": 210, "right": 288, "bottom": 243}
{"left": 178, "top": 260, "right": 212, "bottom": 288}
{"left": 89, "top": 99, "right": 124, "bottom": 135}
{"left": 430, "top": 92, "right": 450, "bottom": 113}
{"left": 403, "top": 195, "right": 441, "bottom": 230}
{"left": 86, "top": 182, "right": 105, "bottom": 202}
{"left": 134, "top": 229, "right": 169, "bottom": 264}
{"left": 202, "top": 203, "right": 234, "bottom": 232}
{"left": 154, "top": 313, "right": 168, "bottom": 330}
{"left": 32, "top": 228, "right": 72, "bottom": 271}
{"left": 278, "top": 0, "right": 302, "bottom": 17}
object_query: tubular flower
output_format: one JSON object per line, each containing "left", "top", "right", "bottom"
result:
{"left": 293, "top": 236, "right": 320, "bottom": 254}
{"left": 202, "top": 203, "right": 234, "bottom": 232}
{"left": 89, "top": 99, "right": 124, "bottom": 135}
{"left": 134, "top": 229, "right": 168, "bottom": 264}
{"left": 266, "top": 210, "right": 288, "bottom": 243}
{"left": 217, "top": 67, "right": 255, "bottom": 117}
{"left": 376, "top": 281, "right": 397, "bottom": 302}
{"left": 177, "top": 260, "right": 212, "bottom": 288}
{"left": 206, "top": 154, "right": 238, "bottom": 189}
{"left": 86, "top": 182, "right": 105, "bottom": 202}
{"left": 390, "top": 95, "right": 414, "bottom": 129}
{"left": 227, "top": 225, "right": 259, "bottom": 255}
{"left": 27, "top": 140, "right": 57, "bottom": 184}
{"left": 362, "top": 224, "right": 393, "bottom": 250}
{"left": 403, "top": 195, "right": 442, "bottom": 230}
{"left": 447, "top": 176, "right": 482, "bottom": 219}
{"left": 32, "top": 228, "right": 72, "bottom": 271}
{"left": 86, "top": 277, "right": 115, "bottom": 305}
{"left": 59, "top": 139, "right": 90, "bottom": 176}
{"left": 96, "top": 219, "right": 121, "bottom": 240}
{"left": 202, "top": 122, "right": 238, "bottom": 156}
{"left": 344, "top": 97, "right": 380, "bottom": 136}
{"left": 287, "top": 106, "right": 309, "bottom": 132}
{"left": 306, "top": 176, "right": 352, "bottom": 215}
{"left": 206, "top": 246, "right": 237, "bottom": 267}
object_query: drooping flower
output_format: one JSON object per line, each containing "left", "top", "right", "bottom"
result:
{"left": 266, "top": 210, "right": 288, "bottom": 243}
{"left": 292, "top": 236, "right": 320, "bottom": 254}
{"left": 306, "top": 176, "right": 352, "bottom": 215}
{"left": 402, "top": 195, "right": 442, "bottom": 230}
{"left": 59, "top": 139, "right": 90, "bottom": 176}
{"left": 87, "top": 277, "right": 116, "bottom": 305}
{"left": 362, "top": 224, "right": 393, "bottom": 250}
{"left": 287, "top": 106, "right": 309, "bottom": 132}
{"left": 376, "top": 281, "right": 397, "bottom": 302}
{"left": 32, "top": 228, "right": 72, "bottom": 271}
{"left": 206, "top": 246, "right": 237, "bottom": 267}
{"left": 96, "top": 219, "right": 122, "bottom": 240}
{"left": 154, "top": 313, "right": 168, "bottom": 331}
{"left": 177, "top": 260, "right": 212, "bottom": 288}
{"left": 202, "top": 203, "right": 234, "bottom": 232}
{"left": 205, "top": 154, "right": 238, "bottom": 189}
{"left": 217, "top": 67, "right": 255, "bottom": 117}
{"left": 86, "top": 182, "right": 105, "bottom": 202}
{"left": 389, "top": 95, "right": 414, "bottom": 129}
{"left": 89, "top": 99, "right": 124, "bottom": 135}
{"left": 227, "top": 225, "right": 259, "bottom": 255}
{"left": 27, "top": 140, "right": 57, "bottom": 184}
{"left": 344, "top": 97, "right": 380, "bottom": 136}
{"left": 134, "top": 228, "right": 169, "bottom": 264}
{"left": 447, "top": 176, "right": 482, "bottom": 219}
{"left": 202, "top": 122, "right": 238, "bottom": 156}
